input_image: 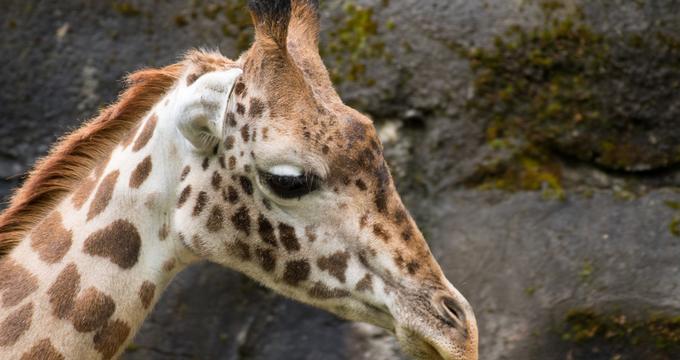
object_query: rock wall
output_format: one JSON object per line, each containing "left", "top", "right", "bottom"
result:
{"left": 2, "top": 1, "right": 680, "bottom": 359}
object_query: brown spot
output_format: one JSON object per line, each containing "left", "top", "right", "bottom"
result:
{"left": 226, "top": 113, "right": 237, "bottom": 127}
{"left": 248, "top": 98, "right": 264, "bottom": 118}
{"left": 223, "top": 186, "right": 239, "bottom": 204}
{"left": 93, "top": 153, "right": 113, "bottom": 179}
{"left": 244, "top": 164, "right": 252, "bottom": 173}
{"left": 228, "top": 240, "right": 251, "bottom": 261}
{"left": 309, "top": 283, "right": 350, "bottom": 299}
{"left": 87, "top": 170, "right": 119, "bottom": 221}
{"left": 355, "top": 179, "right": 367, "bottom": 191}
{"left": 224, "top": 135, "right": 235, "bottom": 150}
{"left": 262, "top": 127, "right": 269, "bottom": 140}
{"left": 236, "top": 103, "right": 245, "bottom": 115}
{"left": 211, "top": 171, "right": 223, "bottom": 190}
{"left": 317, "top": 251, "right": 350, "bottom": 283}
{"left": 159, "top": 223, "right": 169, "bottom": 240}
{"left": 406, "top": 260, "right": 420, "bottom": 275}
{"left": 20, "top": 339, "right": 65, "bottom": 360}
{"left": 186, "top": 72, "right": 199, "bottom": 86}
{"left": 120, "top": 122, "right": 142, "bottom": 149}
{"left": 355, "top": 274, "right": 373, "bottom": 292}
{"left": 230, "top": 206, "right": 251, "bottom": 235}
{"left": 207, "top": 205, "right": 225, "bottom": 232}
{"left": 71, "top": 287, "right": 115, "bottom": 332}
{"left": 30, "top": 211, "right": 72, "bottom": 264}
{"left": 201, "top": 157, "right": 210, "bottom": 170}
{"left": 278, "top": 223, "right": 299, "bottom": 252}
{"left": 359, "top": 215, "right": 368, "bottom": 229}
{"left": 177, "top": 185, "right": 192, "bottom": 208}
{"left": 234, "top": 82, "right": 246, "bottom": 96}
{"left": 373, "top": 224, "right": 391, "bottom": 242}
{"left": 0, "top": 302, "right": 33, "bottom": 346}
{"left": 162, "top": 258, "right": 176, "bottom": 272}
{"left": 394, "top": 208, "right": 408, "bottom": 223}
{"left": 255, "top": 247, "right": 276, "bottom": 272}
{"left": 47, "top": 263, "right": 80, "bottom": 318}
{"left": 401, "top": 228, "right": 413, "bottom": 243}
{"left": 374, "top": 163, "right": 390, "bottom": 213}
{"left": 93, "top": 319, "right": 131, "bottom": 360}
{"left": 132, "top": 114, "right": 158, "bottom": 152}
{"left": 322, "top": 145, "right": 330, "bottom": 154}
{"left": 240, "top": 124, "right": 250, "bottom": 142}
{"left": 305, "top": 226, "right": 317, "bottom": 242}
{"left": 218, "top": 155, "right": 227, "bottom": 169}
{"left": 83, "top": 220, "right": 141, "bottom": 269}
{"left": 239, "top": 176, "right": 253, "bottom": 196}
{"left": 283, "top": 260, "right": 310, "bottom": 285}
{"left": 138, "top": 281, "right": 156, "bottom": 309}
{"left": 129, "top": 155, "right": 152, "bottom": 189}
{"left": 72, "top": 176, "right": 97, "bottom": 210}
{"left": 262, "top": 198, "right": 272, "bottom": 210}
{"left": 180, "top": 165, "right": 191, "bottom": 181}
{"left": 0, "top": 259, "right": 39, "bottom": 308}
{"left": 193, "top": 191, "right": 208, "bottom": 216}
{"left": 257, "top": 215, "right": 277, "bottom": 247}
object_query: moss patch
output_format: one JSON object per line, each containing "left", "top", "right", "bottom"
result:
{"left": 665, "top": 201, "right": 680, "bottom": 237}
{"left": 321, "top": 1, "right": 392, "bottom": 85}
{"left": 461, "top": 1, "right": 680, "bottom": 172}
{"left": 113, "top": 2, "right": 142, "bottom": 17}
{"left": 562, "top": 309, "right": 680, "bottom": 359}
{"left": 466, "top": 143, "right": 565, "bottom": 199}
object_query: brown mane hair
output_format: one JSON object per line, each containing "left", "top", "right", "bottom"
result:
{"left": 0, "top": 62, "right": 184, "bottom": 258}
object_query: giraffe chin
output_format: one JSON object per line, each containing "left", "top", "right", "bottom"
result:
{"left": 395, "top": 324, "right": 478, "bottom": 360}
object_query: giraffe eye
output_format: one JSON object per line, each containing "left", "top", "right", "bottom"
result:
{"left": 259, "top": 166, "right": 320, "bottom": 199}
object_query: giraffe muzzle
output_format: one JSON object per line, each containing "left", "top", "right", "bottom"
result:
{"left": 393, "top": 286, "right": 478, "bottom": 360}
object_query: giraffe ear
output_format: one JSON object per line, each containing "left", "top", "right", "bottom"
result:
{"left": 177, "top": 69, "right": 243, "bottom": 153}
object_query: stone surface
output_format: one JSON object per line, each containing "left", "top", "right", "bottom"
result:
{"left": 2, "top": 0, "right": 680, "bottom": 359}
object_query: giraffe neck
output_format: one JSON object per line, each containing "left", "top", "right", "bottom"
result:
{"left": 0, "top": 96, "right": 199, "bottom": 359}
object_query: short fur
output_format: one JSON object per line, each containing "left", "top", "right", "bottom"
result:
{"left": 248, "top": 0, "right": 293, "bottom": 48}
{"left": 0, "top": 63, "right": 184, "bottom": 258}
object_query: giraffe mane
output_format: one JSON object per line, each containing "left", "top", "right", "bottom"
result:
{"left": 0, "top": 62, "right": 184, "bottom": 258}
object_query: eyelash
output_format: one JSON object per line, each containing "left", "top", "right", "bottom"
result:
{"left": 259, "top": 171, "right": 320, "bottom": 199}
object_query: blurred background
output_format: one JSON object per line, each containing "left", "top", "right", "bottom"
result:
{"left": 2, "top": 0, "right": 680, "bottom": 359}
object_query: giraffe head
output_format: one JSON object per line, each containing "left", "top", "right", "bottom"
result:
{"left": 173, "top": 1, "right": 477, "bottom": 359}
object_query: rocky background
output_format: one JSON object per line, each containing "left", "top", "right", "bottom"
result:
{"left": 2, "top": 0, "right": 680, "bottom": 359}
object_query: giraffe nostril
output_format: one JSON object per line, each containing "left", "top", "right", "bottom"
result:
{"left": 436, "top": 295, "right": 467, "bottom": 331}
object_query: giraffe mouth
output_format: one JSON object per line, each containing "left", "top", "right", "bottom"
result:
{"left": 362, "top": 301, "right": 395, "bottom": 331}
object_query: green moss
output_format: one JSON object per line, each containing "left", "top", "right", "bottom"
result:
{"left": 579, "top": 260, "right": 593, "bottom": 282}
{"left": 562, "top": 309, "right": 680, "bottom": 357}
{"left": 664, "top": 201, "right": 680, "bottom": 210}
{"left": 113, "top": 2, "right": 142, "bottom": 17}
{"left": 125, "top": 343, "right": 141, "bottom": 352}
{"left": 665, "top": 201, "right": 680, "bottom": 237}
{"left": 468, "top": 144, "right": 565, "bottom": 199}
{"left": 670, "top": 219, "right": 680, "bottom": 237}
{"left": 321, "top": 1, "right": 391, "bottom": 85}
{"left": 461, "top": 0, "right": 680, "bottom": 171}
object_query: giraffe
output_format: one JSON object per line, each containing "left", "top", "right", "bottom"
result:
{"left": 0, "top": 1, "right": 477, "bottom": 359}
